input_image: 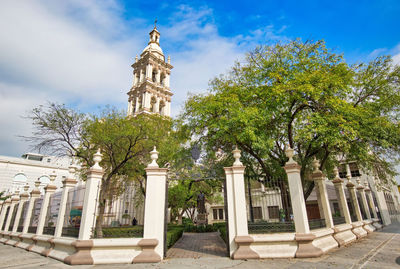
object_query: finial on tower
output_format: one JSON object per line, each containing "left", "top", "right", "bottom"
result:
{"left": 154, "top": 18, "right": 158, "bottom": 29}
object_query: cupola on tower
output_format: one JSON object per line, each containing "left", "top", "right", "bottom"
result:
{"left": 127, "top": 24, "right": 173, "bottom": 117}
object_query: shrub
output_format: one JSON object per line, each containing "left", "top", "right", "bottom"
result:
{"left": 166, "top": 226, "right": 184, "bottom": 249}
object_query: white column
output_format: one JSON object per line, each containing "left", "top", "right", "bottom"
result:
{"left": 13, "top": 185, "right": 30, "bottom": 232}
{"left": 224, "top": 147, "right": 248, "bottom": 256}
{"left": 22, "top": 181, "right": 41, "bottom": 234}
{"left": 155, "top": 97, "right": 160, "bottom": 114}
{"left": 54, "top": 166, "right": 77, "bottom": 238}
{"left": 0, "top": 198, "right": 11, "bottom": 231}
{"left": 365, "top": 183, "right": 378, "bottom": 219}
{"left": 78, "top": 150, "right": 103, "bottom": 240}
{"left": 347, "top": 181, "right": 363, "bottom": 222}
{"left": 357, "top": 180, "right": 371, "bottom": 220}
{"left": 4, "top": 193, "right": 19, "bottom": 232}
{"left": 166, "top": 101, "right": 171, "bottom": 117}
{"left": 133, "top": 72, "right": 137, "bottom": 86}
{"left": 143, "top": 147, "right": 168, "bottom": 258}
{"left": 135, "top": 96, "right": 139, "bottom": 112}
{"left": 0, "top": 201, "right": 4, "bottom": 228}
{"left": 139, "top": 69, "right": 144, "bottom": 82}
{"left": 311, "top": 159, "right": 333, "bottom": 228}
{"left": 146, "top": 64, "right": 152, "bottom": 79}
{"left": 165, "top": 74, "right": 170, "bottom": 88}
{"left": 156, "top": 70, "right": 161, "bottom": 84}
{"left": 332, "top": 167, "right": 352, "bottom": 224}
{"left": 145, "top": 92, "right": 151, "bottom": 110}
{"left": 36, "top": 172, "right": 57, "bottom": 235}
{"left": 284, "top": 146, "right": 310, "bottom": 234}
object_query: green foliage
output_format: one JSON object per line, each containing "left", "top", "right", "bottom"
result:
{"left": 182, "top": 39, "right": 400, "bottom": 197}
{"left": 166, "top": 225, "right": 184, "bottom": 249}
{"left": 96, "top": 226, "right": 144, "bottom": 238}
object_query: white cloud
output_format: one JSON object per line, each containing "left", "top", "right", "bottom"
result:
{"left": 0, "top": 1, "right": 287, "bottom": 157}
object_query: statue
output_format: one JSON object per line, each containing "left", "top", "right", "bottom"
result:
{"left": 197, "top": 193, "right": 206, "bottom": 214}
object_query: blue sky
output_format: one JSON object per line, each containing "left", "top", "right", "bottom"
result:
{"left": 0, "top": 0, "right": 399, "bottom": 182}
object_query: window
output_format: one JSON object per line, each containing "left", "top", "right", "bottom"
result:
{"left": 213, "top": 208, "right": 224, "bottom": 220}
{"left": 349, "top": 163, "right": 361, "bottom": 177}
{"left": 253, "top": 206, "right": 262, "bottom": 219}
{"left": 218, "top": 209, "right": 224, "bottom": 220}
{"left": 333, "top": 202, "right": 340, "bottom": 215}
{"left": 268, "top": 206, "right": 279, "bottom": 219}
{"left": 338, "top": 164, "right": 347, "bottom": 179}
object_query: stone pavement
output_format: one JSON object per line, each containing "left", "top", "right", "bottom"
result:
{"left": 166, "top": 232, "right": 227, "bottom": 258}
{"left": 0, "top": 223, "right": 399, "bottom": 268}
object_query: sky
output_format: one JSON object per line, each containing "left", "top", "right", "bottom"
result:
{"left": 0, "top": 0, "right": 399, "bottom": 181}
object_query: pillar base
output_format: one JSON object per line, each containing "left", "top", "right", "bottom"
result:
{"left": 232, "top": 236, "right": 260, "bottom": 260}
{"left": 64, "top": 240, "right": 94, "bottom": 265}
{"left": 351, "top": 222, "right": 367, "bottom": 239}
{"left": 295, "top": 233, "right": 323, "bottom": 258}
{"left": 132, "top": 239, "right": 161, "bottom": 263}
{"left": 333, "top": 224, "right": 356, "bottom": 247}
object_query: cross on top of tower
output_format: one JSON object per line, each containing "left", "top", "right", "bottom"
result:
{"left": 154, "top": 18, "right": 157, "bottom": 29}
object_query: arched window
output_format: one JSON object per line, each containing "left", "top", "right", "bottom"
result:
{"left": 152, "top": 70, "right": 157, "bottom": 83}
{"left": 150, "top": 96, "right": 157, "bottom": 112}
{"left": 159, "top": 100, "right": 165, "bottom": 115}
{"left": 12, "top": 173, "right": 27, "bottom": 192}
{"left": 39, "top": 175, "right": 50, "bottom": 185}
{"left": 160, "top": 73, "right": 166, "bottom": 86}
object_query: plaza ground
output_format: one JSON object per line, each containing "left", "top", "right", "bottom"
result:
{"left": 0, "top": 222, "right": 399, "bottom": 269}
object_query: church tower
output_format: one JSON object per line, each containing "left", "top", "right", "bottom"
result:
{"left": 127, "top": 25, "right": 173, "bottom": 117}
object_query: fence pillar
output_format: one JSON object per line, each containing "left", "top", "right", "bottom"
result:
{"left": 78, "top": 150, "right": 103, "bottom": 240}
{"left": 12, "top": 185, "right": 30, "bottom": 232}
{"left": 332, "top": 167, "right": 352, "bottom": 224}
{"left": 356, "top": 179, "right": 371, "bottom": 220}
{"left": 365, "top": 182, "right": 378, "bottom": 219}
{"left": 54, "top": 166, "right": 77, "bottom": 238}
{"left": 311, "top": 159, "right": 333, "bottom": 228}
{"left": 284, "top": 147, "right": 309, "bottom": 234}
{"left": 0, "top": 201, "right": 4, "bottom": 228}
{"left": 346, "top": 175, "right": 363, "bottom": 222}
{"left": 142, "top": 147, "right": 167, "bottom": 260}
{"left": 284, "top": 146, "right": 322, "bottom": 257}
{"left": 22, "top": 181, "right": 41, "bottom": 234}
{"left": 4, "top": 192, "right": 20, "bottom": 232}
{"left": 224, "top": 147, "right": 252, "bottom": 259}
{"left": 36, "top": 172, "right": 57, "bottom": 235}
{"left": 0, "top": 198, "right": 11, "bottom": 231}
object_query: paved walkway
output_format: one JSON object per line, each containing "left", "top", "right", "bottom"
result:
{"left": 166, "top": 232, "right": 228, "bottom": 258}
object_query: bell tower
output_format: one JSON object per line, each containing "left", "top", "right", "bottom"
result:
{"left": 127, "top": 24, "right": 173, "bottom": 117}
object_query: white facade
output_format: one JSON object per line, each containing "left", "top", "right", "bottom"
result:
{"left": 0, "top": 153, "right": 71, "bottom": 194}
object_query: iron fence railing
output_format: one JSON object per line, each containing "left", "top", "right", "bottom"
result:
{"left": 308, "top": 219, "right": 325, "bottom": 230}
{"left": 248, "top": 221, "right": 295, "bottom": 234}
{"left": 27, "top": 226, "right": 37, "bottom": 234}
{"left": 43, "top": 227, "right": 55, "bottom": 236}
{"left": 332, "top": 216, "right": 346, "bottom": 225}
{"left": 61, "top": 227, "right": 80, "bottom": 238}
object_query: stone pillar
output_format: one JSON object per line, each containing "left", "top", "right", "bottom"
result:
{"left": 22, "top": 181, "right": 41, "bottom": 234}
{"left": 139, "top": 69, "right": 144, "bottom": 82}
{"left": 0, "top": 198, "right": 11, "bottom": 231}
{"left": 4, "top": 192, "right": 20, "bottom": 232}
{"left": 356, "top": 179, "right": 371, "bottom": 220}
{"left": 146, "top": 64, "right": 152, "bottom": 79}
{"left": 156, "top": 69, "right": 161, "bottom": 84}
{"left": 12, "top": 185, "right": 30, "bottom": 232}
{"left": 165, "top": 74, "right": 170, "bottom": 88}
{"left": 284, "top": 147, "right": 310, "bottom": 234}
{"left": 365, "top": 182, "right": 378, "bottom": 219}
{"left": 332, "top": 167, "right": 352, "bottom": 224}
{"left": 311, "top": 159, "right": 333, "bottom": 228}
{"left": 36, "top": 172, "right": 57, "bottom": 235}
{"left": 347, "top": 181, "right": 362, "bottom": 222}
{"left": 155, "top": 97, "right": 160, "bottom": 114}
{"left": 284, "top": 146, "right": 322, "bottom": 258}
{"left": 54, "top": 166, "right": 77, "bottom": 238}
{"left": 142, "top": 147, "right": 167, "bottom": 259}
{"left": 0, "top": 201, "right": 4, "bottom": 228}
{"left": 78, "top": 150, "right": 103, "bottom": 240}
{"left": 224, "top": 147, "right": 253, "bottom": 258}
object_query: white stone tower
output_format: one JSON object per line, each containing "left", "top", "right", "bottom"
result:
{"left": 127, "top": 24, "right": 173, "bottom": 117}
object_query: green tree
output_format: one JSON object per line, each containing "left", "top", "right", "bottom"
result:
{"left": 182, "top": 39, "right": 400, "bottom": 202}
{"left": 25, "top": 103, "right": 176, "bottom": 236}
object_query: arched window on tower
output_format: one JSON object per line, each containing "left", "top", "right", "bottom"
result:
{"left": 152, "top": 69, "right": 157, "bottom": 83}
{"left": 160, "top": 73, "right": 166, "bottom": 87}
{"left": 39, "top": 175, "right": 50, "bottom": 195}
{"left": 150, "top": 96, "right": 157, "bottom": 112}
{"left": 159, "top": 100, "right": 165, "bottom": 115}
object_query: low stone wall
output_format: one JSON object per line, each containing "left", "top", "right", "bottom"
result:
{"left": 0, "top": 231, "right": 159, "bottom": 265}
{"left": 333, "top": 223, "right": 356, "bottom": 247}
{"left": 311, "top": 228, "right": 338, "bottom": 253}
{"left": 242, "top": 233, "right": 298, "bottom": 258}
